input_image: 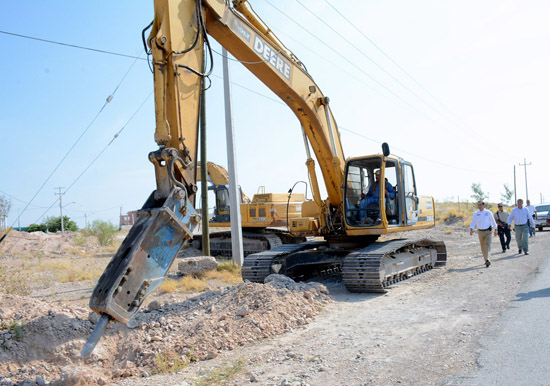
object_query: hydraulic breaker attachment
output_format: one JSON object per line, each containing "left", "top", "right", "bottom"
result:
{"left": 82, "top": 186, "right": 199, "bottom": 356}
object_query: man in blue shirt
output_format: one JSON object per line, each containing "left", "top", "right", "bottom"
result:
{"left": 366, "top": 170, "right": 395, "bottom": 205}
{"left": 507, "top": 198, "right": 536, "bottom": 255}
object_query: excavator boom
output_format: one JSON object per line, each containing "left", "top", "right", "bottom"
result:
{"left": 84, "top": 0, "right": 447, "bottom": 356}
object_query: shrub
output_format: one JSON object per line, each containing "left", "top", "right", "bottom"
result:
{"left": 87, "top": 220, "right": 118, "bottom": 246}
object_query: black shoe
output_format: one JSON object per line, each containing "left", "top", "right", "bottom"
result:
{"left": 519, "top": 249, "right": 522, "bottom": 254}
{"left": 507, "top": 245, "right": 510, "bottom": 249}
{"left": 502, "top": 249, "right": 506, "bottom": 253}
{"left": 524, "top": 251, "right": 529, "bottom": 255}
{"left": 485, "top": 260, "right": 491, "bottom": 267}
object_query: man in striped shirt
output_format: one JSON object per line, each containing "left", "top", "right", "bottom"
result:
{"left": 507, "top": 198, "right": 536, "bottom": 255}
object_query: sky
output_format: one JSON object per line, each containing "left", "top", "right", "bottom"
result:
{"left": 1, "top": 0, "right": 549, "bottom": 229}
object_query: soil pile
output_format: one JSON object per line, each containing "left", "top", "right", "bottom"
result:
{"left": 0, "top": 230, "right": 100, "bottom": 257}
{"left": 0, "top": 276, "right": 330, "bottom": 385}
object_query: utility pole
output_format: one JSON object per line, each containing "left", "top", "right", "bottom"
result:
{"left": 222, "top": 48, "right": 244, "bottom": 266}
{"left": 54, "top": 187, "right": 65, "bottom": 234}
{"left": 200, "top": 54, "right": 210, "bottom": 256}
{"left": 513, "top": 165, "right": 517, "bottom": 204}
{"left": 519, "top": 158, "right": 531, "bottom": 202}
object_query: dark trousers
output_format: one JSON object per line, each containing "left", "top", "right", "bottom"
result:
{"left": 498, "top": 225, "right": 511, "bottom": 250}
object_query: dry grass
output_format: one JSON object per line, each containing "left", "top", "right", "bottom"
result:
{"left": 159, "top": 260, "right": 242, "bottom": 294}
{"left": 159, "top": 276, "right": 206, "bottom": 294}
{"left": 152, "top": 352, "right": 190, "bottom": 375}
{"left": 194, "top": 358, "right": 248, "bottom": 386}
{"left": 0, "top": 265, "right": 31, "bottom": 296}
{"left": 34, "top": 258, "right": 104, "bottom": 283}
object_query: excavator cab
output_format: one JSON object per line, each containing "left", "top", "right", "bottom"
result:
{"left": 343, "top": 154, "right": 420, "bottom": 229}
{"left": 209, "top": 184, "right": 246, "bottom": 223}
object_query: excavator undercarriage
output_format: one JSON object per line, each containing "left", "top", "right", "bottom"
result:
{"left": 242, "top": 238, "right": 446, "bottom": 292}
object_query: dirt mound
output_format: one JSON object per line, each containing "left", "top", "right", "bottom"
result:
{"left": 0, "top": 230, "right": 100, "bottom": 258}
{"left": 0, "top": 276, "right": 330, "bottom": 385}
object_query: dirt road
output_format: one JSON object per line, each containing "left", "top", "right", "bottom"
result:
{"left": 1, "top": 225, "right": 548, "bottom": 385}
{"left": 115, "top": 227, "right": 549, "bottom": 386}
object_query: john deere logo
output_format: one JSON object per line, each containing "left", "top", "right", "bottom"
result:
{"left": 253, "top": 35, "right": 291, "bottom": 80}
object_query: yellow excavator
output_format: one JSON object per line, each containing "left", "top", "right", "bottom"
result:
{"left": 194, "top": 161, "right": 306, "bottom": 256}
{"left": 83, "top": 0, "right": 447, "bottom": 356}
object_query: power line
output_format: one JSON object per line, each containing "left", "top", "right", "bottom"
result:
{"left": 208, "top": 63, "right": 498, "bottom": 174}
{"left": 321, "top": 0, "right": 499, "bottom": 149}
{"left": 0, "top": 30, "right": 146, "bottom": 61}
{"left": 322, "top": 0, "right": 446, "bottom": 109}
{"left": 0, "top": 190, "right": 51, "bottom": 209}
{"left": 10, "top": 51, "right": 143, "bottom": 228}
{"left": 33, "top": 91, "right": 153, "bottom": 224}
{"left": 263, "top": 0, "right": 439, "bottom": 125}
{"left": 295, "top": 0, "right": 448, "bottom": 119}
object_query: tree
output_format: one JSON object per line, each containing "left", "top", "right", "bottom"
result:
{"left": 471, "top": 183, "right": 489, "bottom": 204}
{"left": 87, "top": 219, "right": 118, "bottom": 246}
{"left": 27, "top": 223, "right": 46, "bottom": 233}
{"left": 44, "top": 216, "right": 78, "bottom": 232}
{"left": 27, "top": 216, "right": 78, "bottom": 233}
{"left": 0, "top": 195, "right": 12, "bottom": 230}
{"left": 500, "top": 183, "right": 514, "bottom": 205}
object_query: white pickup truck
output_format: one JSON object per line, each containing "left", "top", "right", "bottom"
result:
{"left": 534, "top": 203, "right": 550, "bottom": 231}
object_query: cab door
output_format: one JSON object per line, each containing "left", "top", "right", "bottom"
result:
{"left": 402, "top": 163, "right": 418, "bottom": 225}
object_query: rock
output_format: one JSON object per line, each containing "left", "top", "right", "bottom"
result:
{"left": 147, "top": 301, "right": 162, "bottom": 311}
{"left": 265, "top": 274, "right": 295, "bottom": 286}
{"left": 127, "top": 317, "right": 140, "bottom": 329}
{"left": 14, "top": 313, "right": 22, "bottom": 320}
{"left": 35, "top": 376, "right": 46, "bottom": 386}
{"left": 236, "top": 305, "right": 249, "bottom": 317}
{"left": 177, "top": 256, "right": 218, "bottom": 276}
{"left": 59, "top": 365, "right": 90, "bottom": 386}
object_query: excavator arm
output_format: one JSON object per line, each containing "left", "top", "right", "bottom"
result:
{"left": 83, "top": 0, "right": 348, "bottom": 356}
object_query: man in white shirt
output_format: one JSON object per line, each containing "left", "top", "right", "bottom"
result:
{"left": 470, "top": 201, "right": 498, "bottom": 267}
{"left": 507, "top": 198, "right": 536, "bottom": 255}
{"left": 525, "top": 200, "right": 537, "bottom": 237}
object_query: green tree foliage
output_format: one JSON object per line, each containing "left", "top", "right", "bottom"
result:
{"left": 27, "top": 223, "right": 46, "bottom": 232}
{"left": 27, "top": 216, "right": 78, "bottom": 233}
{"left": 471, "top": 183, "right": 489, "bottom": 205}
{"left": 87, "top": 219, "right": 118, "bottom": 246}
{"left": 500, "top": 183, "right": 514, "bottom": 205}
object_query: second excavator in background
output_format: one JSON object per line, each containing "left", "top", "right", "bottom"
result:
{"left": 192, "top": 162, "right": 306, "bottom": 256}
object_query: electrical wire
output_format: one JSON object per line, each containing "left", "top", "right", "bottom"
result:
{"left": 9, "top": 51, "right": 144, "bottom": 229}
{"left": 295, "top": 0, "right": 450, "bottom": 120}
{"left": 320, "top": 0, "right": 501, "bottom": 151}
{"left": 264, "top": 1, "right": 500, "bottom": 158}
{"left": 323, "top": 0, "right": 484, "bottom": 134}
{"left": 32, "top": 91, "right": 153, "bottom": 225}
{"left": 207, "top": 66, "right": 501, "bottom": 175}
{"left": 0, "top": 30, "right": 147, "bottom": 61}
{"left": 0, "top": 191, "right": 51, "bottom": 209}
{"left": 263, "top": 0, "right": 439, "bottom": 125}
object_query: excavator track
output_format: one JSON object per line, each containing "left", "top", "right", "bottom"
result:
{"left": 242, "top": 241, "right": 325, "bottom": 283}
{"left": 242, "top": 238, "right": 446, "bottom": 292}
{"left": 189, "top": 231, "right": 306, "bottom": 258}
{"left": 342, "top": 239, "right": 446, "bottom": 292}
